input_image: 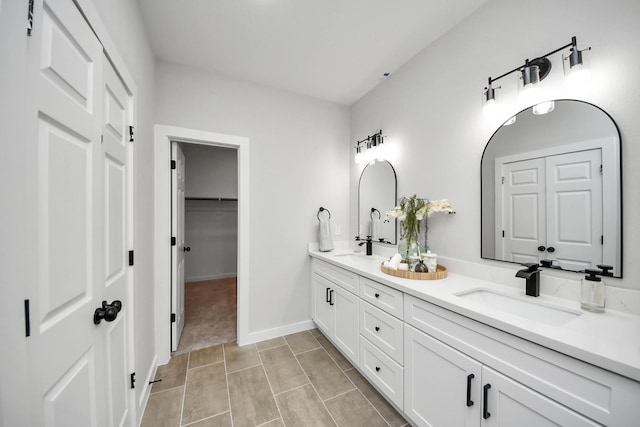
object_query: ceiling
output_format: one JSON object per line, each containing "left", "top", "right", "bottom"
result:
{"left": 137, "top": 0, "right": 488, "bottom": 105}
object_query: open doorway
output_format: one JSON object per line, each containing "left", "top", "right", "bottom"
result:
{"left": 173, "top": 143, "right": 238, "bottom": 353}
{"left": 153, "top": 124, "right": 250, "bottom": 365}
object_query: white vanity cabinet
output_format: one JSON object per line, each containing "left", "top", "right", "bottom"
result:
{"left": 404, "top": 294, "right": 640, "bottom": 426}
{"left": 358, "top": 277, "right": 405, "bottom": 409}
{"left": 309, "top": 254, "right": 640, "bottom": 426}
{"left": 312, "top": 259, "right": 359, "bottom": 364}
{"left": 404, "top": 324, "right": 598, "bottom": 426}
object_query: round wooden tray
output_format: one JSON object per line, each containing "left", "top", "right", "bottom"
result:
{"left": 380, "top": 262, "right": 448, "bottom": 280}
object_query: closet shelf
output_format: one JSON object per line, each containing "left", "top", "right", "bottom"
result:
{"left": 185, "top": 197, "right": 238, "bottom": 202}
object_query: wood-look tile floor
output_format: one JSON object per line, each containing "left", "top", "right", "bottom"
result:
{"left": 142, "top": 329, "right": 409, "bottom": 427}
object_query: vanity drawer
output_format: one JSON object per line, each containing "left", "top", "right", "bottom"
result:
{"left": 312, "top": 259, "right": 358, "bottom": 294}
{"left": 359, "top": 335, "right": 404, "bottom": 410}
{"left": 359, "top": 277, "right": 403, "bottom": 319}
{"left": 360, "top": 302, "right": 403, "bottom": 364}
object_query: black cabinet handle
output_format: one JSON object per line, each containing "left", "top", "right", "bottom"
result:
{"left": 374, "top": 293, "right": 380, "bottom": 298}
{"left": 183, "top": 246, "right": 191, "bottom": 252}
{"left": 483, "top": 384, "right": 491, "bottom": 419}
{"left": 537, "top": 245, "right": 546, "bottom": 252}
{"left": 326, "top": 287, "right": 331, "bottom": 303}
{"left": 375, "top": 366, "right": 380, "bottom": 372}
{"left": 466, "top": 374, "right": 475, "bottom": 407}
{"left": 329, "top": 289, "right": 334, "bottom": 306}
{"left": 374, "top": 326, "right": 380, "bottom": 332}
{"left": 547, "top": 246, "right": 555, "bottom": 253}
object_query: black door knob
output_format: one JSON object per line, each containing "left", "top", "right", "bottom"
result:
{"left": 537, "top": 246, "right": 546, "bottom": 252}
{"left": 94, "top": 300, "right": 123, "bottom": 325}
{"left": 184, "top": 246, "right": 191, "bottom": 252}
{"left": 547, "top": 247, "right": 555, "bottom": 253}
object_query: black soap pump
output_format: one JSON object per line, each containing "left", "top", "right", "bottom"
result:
{"left": 581, "top": 268, "right": 607, "bottom": 313}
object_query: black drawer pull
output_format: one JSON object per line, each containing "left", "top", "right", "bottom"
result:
{"left": 326, "top": 287, "right": 331, "bottom": 303}
{"left": 374, "top": 326, "right": 380, "bottom": 332}
{"left": 374, "top": 293, "right": 380, "bottom": 298}
{"left": 329, "top": 289, "right": 334, "bottom": 306}
{"left": 483, "top": 384, "right": 491, "bottom": 419}
{"left": 375, "top": 366, "right": 380, "bottom": 372}
{"left": 466, "top": 374, "right": 474, "bottom": 407}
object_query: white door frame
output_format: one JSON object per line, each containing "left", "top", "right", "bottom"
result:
{"left": 154, "top": 125, "right": 250, "bottom": 364}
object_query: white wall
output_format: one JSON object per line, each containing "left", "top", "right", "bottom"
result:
{"left": 351, "top": 0, "right": 640, "bottom": 291}
{"left": 155, "top": 61, "right": 351, "bottom": 338}
{"left": 183, "top": 144, "right": 238, "bottom": 199}
{"left": 85, "top": 0, "right": 157, "bottom": 420}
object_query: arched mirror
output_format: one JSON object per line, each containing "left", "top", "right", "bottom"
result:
{"left": 358, "top": 159, "right": 397, "bottom": 244}
{"left": 481, "top": 100, "right": 622, "bottom": 277}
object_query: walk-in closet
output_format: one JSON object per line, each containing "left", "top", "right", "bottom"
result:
{"left": 176, "top": 143, "right": 238, "bottom": 353}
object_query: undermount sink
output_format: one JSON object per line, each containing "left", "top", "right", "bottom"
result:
{"left": 454, "top": 288, "right": 581, "bottom": 326}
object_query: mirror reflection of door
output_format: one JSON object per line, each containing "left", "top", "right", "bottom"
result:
{"left": 481, "top": 100, "right": 622, "bottom": 276}
{"left": 499, "top": 149, "right": 603, "bottom": 270}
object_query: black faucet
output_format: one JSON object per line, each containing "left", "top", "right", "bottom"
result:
{"left": 516, "top": 263, "right": 540, "bottom": 297}
{"left": 358, "top": 235, "right": 373, "bottom": 256}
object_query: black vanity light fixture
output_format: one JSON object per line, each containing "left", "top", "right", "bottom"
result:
{"left": 483, "top": 36, "right": 591, "bottom": 119}
{"left": 355, "top": 130, "right": 384, "bottom": 164}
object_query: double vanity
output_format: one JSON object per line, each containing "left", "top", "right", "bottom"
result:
{"left": 309, "top": 248, "right": 640, "bottom": 426}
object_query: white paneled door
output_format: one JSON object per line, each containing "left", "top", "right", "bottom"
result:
{"left": 25, "top": 0, "right": 134, "bottom": 425}
{"left": 171, "top": 142, "right": 186, "bottom": 351}
{"left": 500, "top": 149, "right": 602, "bottom": 269}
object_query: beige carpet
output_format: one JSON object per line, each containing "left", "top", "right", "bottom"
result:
{"left": 175, "top": 278, "right": 237, "bottom": 354}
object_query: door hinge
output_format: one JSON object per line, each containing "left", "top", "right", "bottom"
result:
{"left": 502, "top": 230, "right": 505, "bottom": 238}
{"left": 171, "top": 160, "right": 176, "bottom": 170}
{"left": 171, "top": 236, "right": 176, "bottom": 246}
{"left": 501, "top": 176, "right": 505, "bottom": 184}
{"left": 601, "top": 235, "right": 604, "bottom": 245}
{"left": 24, "top": 299, "right": 31, "bottom": 337}
{"left": 27, "top": 0, "right": 34, "bottom": 36}
{"left": 600, "top": 164, "right": 603, "bottom": 175}
{"left": 128, "top": 250, "right": 134, "bottom": 266}
{"left": 101, "top": 134, "right": 104, "bottom": 144}
{"left": 171, "top": 313, "right": 176, "bottom": 323}
{"left": 130, "top": 372, "right": 136, "bottom": 389}
{"left": 129, "top": 126, "right": 134, "bottom": 142}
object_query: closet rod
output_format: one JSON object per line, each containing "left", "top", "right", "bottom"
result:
{"left": 185, "top": 197, "right": 238, "bottom": 202}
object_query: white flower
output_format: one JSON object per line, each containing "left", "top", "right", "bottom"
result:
{"left": 427, "top": 199, "right": 455, "bottom": 217}
{"left": 415, "top": 205, "right": 428, "bottom": 220}
{"left": 386, "top": 207, "right": 405, "bottom": 220}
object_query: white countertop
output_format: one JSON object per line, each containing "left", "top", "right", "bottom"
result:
{"left": 309, "top": 248, "right": 640, "bottom": 382}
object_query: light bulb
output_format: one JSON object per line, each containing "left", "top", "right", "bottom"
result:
{"left": 533, "top": 101, "right": 555, "bottom": 115}
{"left": 483, "top": 98, "right": 497, "bottom": 117}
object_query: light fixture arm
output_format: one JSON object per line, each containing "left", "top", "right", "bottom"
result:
{"left": 487, "top": 36, "right": 579, "bottom": 86}
{"left": 355, "top": 129, "right": 384, "bottom": 150}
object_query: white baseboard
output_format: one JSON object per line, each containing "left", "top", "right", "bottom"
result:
{"left": 185, "top": 273, "right": 237, "bottom": 283}
{"left": 241, "top": 319, "right": 316, "bottom": 346}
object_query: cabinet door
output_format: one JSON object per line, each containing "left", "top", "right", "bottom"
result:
{"left": 333, "top": 286, "right": 359, "bottom": 364}
{"left": 404, "top": 324, "right": 482, "bottom": 427}
{"left": 481, "top": 367, "right": 599, "bottom": 427}
{"left": 312, "top": 273, "right": 334, "bottom": 336}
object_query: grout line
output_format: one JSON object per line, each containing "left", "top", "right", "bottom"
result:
{"left": 181, "top": 411, "right": 231, "bottom": 426}
{"left": 344, "top": 366, "right": 402, "bottom": 427}
{"left": 254, "top": 419, "right": 283, "bottom": 427}
{"left": 179, "top": 352, "right": 191, "bottom": 427}
{"left": 222, "top": 344, "right": 235, "bottom": 427}
{"left": 257, "top": 345, "right": 284, "bottom": 423}
{"left": 289, "top": 341, "right": 339, "bottom": 427}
